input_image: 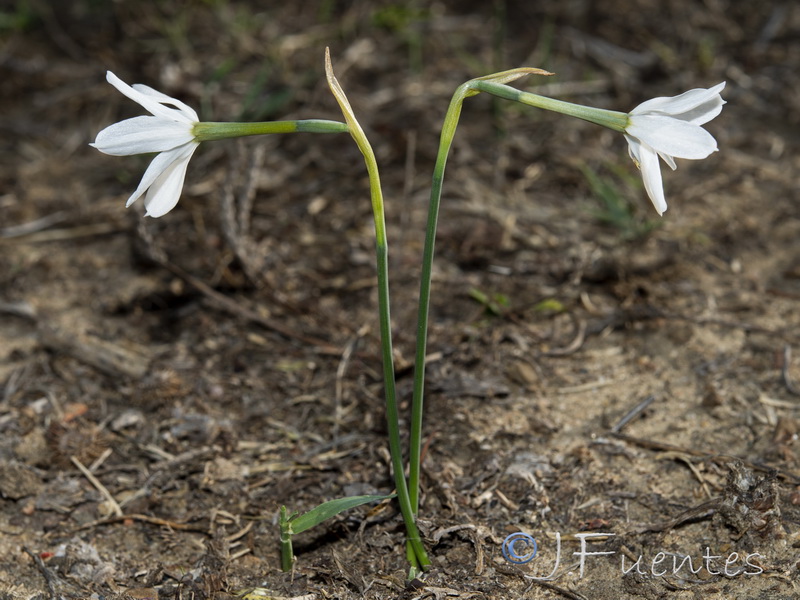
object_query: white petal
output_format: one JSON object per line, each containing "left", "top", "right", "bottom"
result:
{"left": 630, "top": 83, "right": 726, "bottom": 122}
{"left": 142, "top": 145, "right": 198, "bottom": 217}
{"left": 91, "top": 116, "right": 194, "bottom": 156}
{"left": 125, "top": 143, "right": 197, "bottom": 208}
{"left": 132, "top": 83, "right": 199, "bottom": 122}
{"left": 105, "top": 71, "right": 195, "bottom": 124}
{"left": 681, "top": 93, "right": 725, "bottom": 126}
{"left": 626, "top": 115, "right": 718, "bottom": 159}
{"left": 657, "top": 152, "right": 677, "bottom": 171}
{"left": 626, "top": 136, "right": 667, "bottom": 216}
{"left": 625, "top": 133, "right": 642, "bottom": 166}
{"left": 652, "top": 92, "right": 725, "bottom": 126}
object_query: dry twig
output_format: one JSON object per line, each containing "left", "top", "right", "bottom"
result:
{"left": 77, "top": 513, "right": 209, "bottom": 533}
{"left": 71, "top": 455, "right": 123, "bottom": 518}
{"left": 610, "top": 395, "right": 656, "bottom": 433}
{"left": 24, "top": 547, "right": 60, "bottom": 600}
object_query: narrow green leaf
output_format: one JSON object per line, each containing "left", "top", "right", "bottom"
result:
{"left": 469, "top": 288, "right": 507, "bottom": 316}
{"left": 533, "top": 298, "right": 566, "bottom": 313}
{"left": 289, "top": 494, "right": 395, "bottom": 535}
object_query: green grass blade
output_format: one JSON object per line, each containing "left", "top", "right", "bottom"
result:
{"left": 289, "top": 494, "right": 395, "bottom": 535}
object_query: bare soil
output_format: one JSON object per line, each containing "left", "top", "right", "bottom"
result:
{"left": 1, "top": 2, "right": 799, "bottom": 599}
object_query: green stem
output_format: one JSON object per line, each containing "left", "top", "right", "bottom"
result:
{"left": 324, "top": 52, "right": 430, "bottom": 571}
{"left": 408, "top": 75, "right": 629, "bottom": 519}
{"left": 367, "top": 142, "right": 431, "bottom": 572}
{"left": 408, "top": 82, "right": 471, "bottom": 516}
{"left": 193, "top": 119, "right": 349, "bottom": 141}
{"left": 279, "top": 506, "right": 294, "bottom": 572}
{"left": 470, "top": 81, "right": 630, "bottom": 132}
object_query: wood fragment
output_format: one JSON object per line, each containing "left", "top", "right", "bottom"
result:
{"left": 38, "top": 320, "right": 150, "bottom": 379}
{"left": 610, "top": 395, "right": 656, "bottom": 433}
{"left": 229, "top": 547, "right": 252, "bottom": 560}
{"left": 633, "top": 498, "right": 721, "bottom": 534}
{"left": 71, "top": 456, "right": 123, "bottom": 518}
{"left": 76, "top": 513, "right": 209, "bottom": 533}
{"left": 0, "top": 211, "right": 68, "bottom": 238}
{"left": 0, "top": 301, "right": 151, "bottom": 379}
{"left": 224, "top": 521, "right": 253, "bottom": 544}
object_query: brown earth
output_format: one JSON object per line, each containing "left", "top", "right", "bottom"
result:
{"left": 1, "top": 2, "right": 799, "bottom": 599}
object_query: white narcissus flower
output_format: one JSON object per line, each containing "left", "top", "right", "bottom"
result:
{"left": 624, "top": 82, "right": 726, "bottom": 215}
{"left": 488, "top": 79, "right": 727, "bottom": 215}
{"left": 91, "top": 71, "right": 199, "bottom": 218}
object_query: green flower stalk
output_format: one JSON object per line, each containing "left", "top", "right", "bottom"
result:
{"left": 324, "top": 48, "right": 431, "bottom": 573}
{"left": 193, "top": 119, "right": 350, "bottom": 140}
{"left": 408, "top": 68, "right": 552, "bottom": 519}
{"left": 471, "top": 79, "right": 630, "bottom": 131}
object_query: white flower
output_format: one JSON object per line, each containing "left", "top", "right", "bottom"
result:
{"left": 624, "top": 82, "right": 726, "bottom": 215}
{"left": 91, "top": 71, "right": 199, "bottom": 218}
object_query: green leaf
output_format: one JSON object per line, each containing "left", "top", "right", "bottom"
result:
{"left": 469, "top": 288, "right": 508, "bottom": 316}
{"left": 580, "top": 162, "right": 660, "bottom": 240}
{"left": 288, "top": 494, "right": 395, "bottom": 535}
{"left": 533, "top": 298, "right": 565, "bottom": 313}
